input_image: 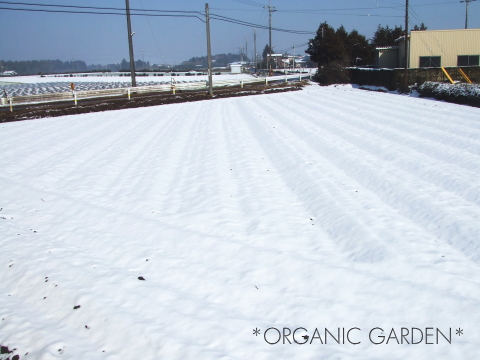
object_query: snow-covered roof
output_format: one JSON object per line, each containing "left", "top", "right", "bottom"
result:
{"left": 376, "top": 46, "right": 399, "bottom": 50}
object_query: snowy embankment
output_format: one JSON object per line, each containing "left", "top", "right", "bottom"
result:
{"left": 1, "top": 84, "right": 480, "bottom": 359}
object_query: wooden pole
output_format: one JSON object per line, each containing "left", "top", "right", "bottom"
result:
{"left": 205, "top": 3, "right": 213, "bottom": 97}
{"left": 404, "top": 0, "right": 409, "bottom": 92}
{"left": 125, "top": 0, "right": 137, "bottom": 87}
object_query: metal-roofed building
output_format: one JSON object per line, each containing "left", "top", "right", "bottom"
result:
{"left": 376, "top": 28, "right": 480, "bottom": 69}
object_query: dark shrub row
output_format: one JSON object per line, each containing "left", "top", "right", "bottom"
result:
{"left": 417, "top": 81, "right": 480, "bottom": 107}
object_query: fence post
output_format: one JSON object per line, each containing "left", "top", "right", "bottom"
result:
{"left": 74, "top": 91, "right": 77, "bottom": 106}
{"left": 285, "top": 75, "right": 287, "bottom": 83}
{"left": 9, "top": 98, "right": 13, "bottom": 112}
{"left": 265, "top": 77, "right": 268, "bottom": 85}
{"left": 127, "top": 88, "right": 131, "bottom": 100}
{"left": 241, "top": 79, "right": 244, "bottom": 88}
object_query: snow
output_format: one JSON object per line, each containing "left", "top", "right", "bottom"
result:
{"left": 1, "top": 83, "right": 480, "bottom": 359}
{"left": 1, "top": 73, "right": 254, "bottom": 84}
{"left": 418, "top": 81, "right": 480, "bottom": 102}
{"left": 1, "top": 74, "right": 256, "bottom": 97}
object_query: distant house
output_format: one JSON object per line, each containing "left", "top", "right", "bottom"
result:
{"left": 1, "top": 70, "right": 17, "bottom": 76}
{"left": 375, "top": 28, "right": 480, "bottom": 68}
{"left": 230, "top": 63, "right": 243, "bottom": 74}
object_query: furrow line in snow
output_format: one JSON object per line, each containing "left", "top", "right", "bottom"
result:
{"left": 1, "top": 111, "right": 141, "bottom": 180}
{"left": 257, "top": 92, "right": 480, "bottom": 264}
{"left": 317, "top": 90, "right": 480, "bottom": 157}
{"left": 231, "top": 96, "right": 480, "bottom": 318}
{"left": 236, "top": 97, "right": 390, "bottom": 263}
{"left": 96, "top": 107, "right": 189, "bottom": 204}
{"left": 252, "top": 92, "right": 480, "bottom": 266}
{"left": 289, "top": 93, "right": 480, "bottom": 207}
{"left": 143, "top": 104, "right": 208, "bottom": 215}
{"left": 336, "top": 86, "right": 480, "bottom": 135}
{"left": 159, "top": 101, "right": 214, "bottom": 215}
{"left": 218, "top": 97, "right": 342, "bottom": 262}
{"left": 48, "top": 109, "right": 181, "bottom": 200}
{"left": 0, "top": 116, "right": 94, "bottom": 159}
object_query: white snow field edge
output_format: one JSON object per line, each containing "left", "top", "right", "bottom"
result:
{"left": 1, "top": 84, "right": 480, "bottom": 359}
{"left": 0, "top": 74, "right": 258, "bottom": 98}
{"left": 0, "top": 73, "right": 255, "bottom": 84}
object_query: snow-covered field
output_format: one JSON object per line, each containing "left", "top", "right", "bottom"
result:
{"left": 0, "top": 74, "right": 254, "bottom": 97}
{"left": 1, "top": 84, "right": 480, "bottom": 359}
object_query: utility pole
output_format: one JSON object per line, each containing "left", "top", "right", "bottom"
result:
{"left": 404, "top": 0, "right": 409, "bottom": 92}
{"left": 205, "top": 3, "right": 213, "bottom": 97}
{"left": 461, "top": 0, "right": 476, "bottom": 29}
{"left": 293, "top": 45, "right": 296, "bottom": 70}
{"left": 245, "top": 38, "right": 248, "bottom": 65}
{"left": 125, "top": 0, "right": 136, "bottom": 87}
{"left": 254, "top": 28, "right": 257, "bottom": 73}
{"left": 264, "top": 0, "right": 276, "bottom": 74}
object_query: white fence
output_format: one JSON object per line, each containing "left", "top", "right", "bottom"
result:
{"left": 1, "top": 74, "right": 311, "bottom": 110}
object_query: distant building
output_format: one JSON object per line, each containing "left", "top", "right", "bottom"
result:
{"left": 230, "top": 63, "right": 243, "bottom": 74}
{"left": 375, "top": 46, "right": 400, "bottom": 68}
{"left": 375, "top": 28, "right": 480, "bottom": 68}
{"left": 1, "top": 70, "right": 17, "bottom": 76}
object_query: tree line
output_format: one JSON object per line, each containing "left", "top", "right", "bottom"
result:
{"left": 0, "top": 59, "right": 153, "bottom": 75}
{"left": 305, "top": 23, "right": 426, "bottom": 84}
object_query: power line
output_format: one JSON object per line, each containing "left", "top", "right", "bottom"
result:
{"left": 231, "top": 0, "right": 265, "bottom": 8}
{"left": 209, "top": 13, "right": 314, "bottom": 34}
{"left": 0, "top": 6, "right": 206, "bottom": 20}
{"left": 138, "top": 0, "right": 165, "bottom": 63}
{"left": 0, "top": 1, "right": 316, "bottom": 35}
{"left": 0, "top": 1, "right": 202, "bottom": 14}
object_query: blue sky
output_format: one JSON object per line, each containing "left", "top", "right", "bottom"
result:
{"left": 1, "top": 0, "right": 479, "bottom": 65}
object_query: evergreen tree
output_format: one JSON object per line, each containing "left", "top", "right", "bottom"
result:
{"left": 306, "top": 22, "right": 346, "bottom": 66}
{"left": 120, "top": 59, "right": 129, "bottom": 71}
{"left": 371, "top": 25, "right": 404, "bottom": 47}
{"left": 261, "top": 44, "right": 273, "bottom": 68}
{"left": 262, "top": 44, "right": 273, "bottom": 61}
{"left": 346, "top": 30, "right": 373, "bottom": 66}
{"left": 413, "top": 23, "right": 427, "bottom": 31}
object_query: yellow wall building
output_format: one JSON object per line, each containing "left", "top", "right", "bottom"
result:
{"left": 377, "top": 28, "right": 480, "bottom": 69}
